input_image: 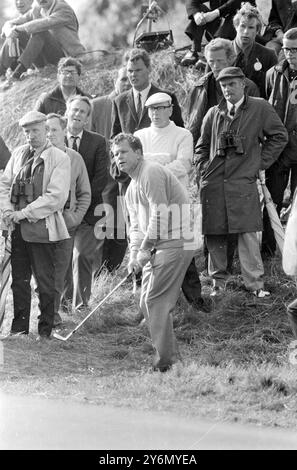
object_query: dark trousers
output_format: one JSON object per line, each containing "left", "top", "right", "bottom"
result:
{"left": 0, "top": 32, "right": 29, "bottom": 75}
{"left": 95, "top": 230, "right": 128, "bottom": 275}
{"left": 18, "top": 30, "right": 65, "bottom": 70}
{"left": 181, "top": 257, "right": 202, "bottom": 305}
{"left": 203, "top": 234, "right": 237, "bottom": 272}
{"left": 11, "top": 225, "right": 56, "bottom": 336}
{"left": 54, "top": 237, "right": 74, "bottom": 313}
{"left": 185, "top": 17, "right": 236, "bottom": 52}
{"left": 287, "top": 297, "right": 297, "bottom": 339}
{"left": 262, "top": 162, "right": 297, "bottom": 255}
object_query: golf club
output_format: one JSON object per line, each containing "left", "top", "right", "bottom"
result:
{"left": 53, "top": 272, "right": 132, "bottom": 341}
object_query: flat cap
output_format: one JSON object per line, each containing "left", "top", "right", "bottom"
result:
{"left": 216, "top": 67, "right": 245, "bottom": 81}
{"left": 19, "top": 111, "right": 47, "bottom": 127}
{"left": 145, "top": 92, "right": 172, "bottom": 107}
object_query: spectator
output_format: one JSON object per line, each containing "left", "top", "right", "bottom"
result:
{"left": 46, "top": 113, "right": 91, "bottom": 326}
{"left": 63, "top": 95, "right": 108, "bottom": 310}
{"left": 0, "top": 0, "right": 34, "bottom": 78}
{"left": 91, "top": 66, "right": 130, "bottom": 274}
{"left": 1, "top": 0, "right": 85, "bottom": 88}
{"left": 0, "top": 110, "right": 71, "bottom": 340}
{"left": 35, "top": 57, "right": 91, "bottom": 115}
{"left": 195, "top": 67, "right": 288, "bottom": 297}
{"left": 264, "top": 27, "right": 297, "bottom": 256}
{"left": 134, "top": 92, "right": 205, "bottom": 312}
{"left": 112, "top": 133, "right": 194, "bottom": 372}
{"left": 262, "top": 0, "right": 297, "bottom": 56}
{"left": 181, "top": 0, "right": 248, "bottom": 67}
{"left": 232, "top": 2, "right": 277, "bottom": 98}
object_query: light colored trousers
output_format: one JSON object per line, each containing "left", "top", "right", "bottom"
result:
{"left": 206, "top": 232, "right": 264, "bottom": 291}
{"left": 140, "top": 246, "right": 194, "bottom": 369}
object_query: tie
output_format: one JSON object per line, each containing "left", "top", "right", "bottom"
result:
{"left": 230, "top": 105, "right": 236, "bottom": 118}
{"left": 71, "top": 136, "right": 78, "bottom": 151}
{"left": 136, "top": 92, "right": 142, "bottom": 120}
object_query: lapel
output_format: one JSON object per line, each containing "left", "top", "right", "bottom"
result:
{"left": 126, "top": 90, "right": 138, "bottom": 122}
{"left": 78, "top": 130, "right": 89, "bottom": 159}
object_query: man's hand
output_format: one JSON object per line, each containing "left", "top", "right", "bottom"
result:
{"left": 194, "top": 12, "right": 206, "bottom": 26}
{"left": 127, "top": 258, "right": 141, "bottom": 274}
{"left": 7, "top": 211, "right": 25, "bottom": 224}
{"left": 275, "top": 29, "right": 284, "bottom": 43}
{"left": 136, "top": 249, "right": 152, "bottom": 268}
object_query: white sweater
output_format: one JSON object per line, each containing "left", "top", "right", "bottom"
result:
{"left": 134, "top": 121, "right": 193, "bottom": 188}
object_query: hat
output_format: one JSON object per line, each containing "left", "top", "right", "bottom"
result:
{"left": 145, "top": 92, "right": 172, "bottom": 107}
{"left": 19, "top": 111, "right": 47, "bottom": 127}
{"left": 216, "top": 67, "right": 245, "bottom": 81}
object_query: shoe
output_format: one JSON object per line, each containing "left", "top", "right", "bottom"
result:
{"left": 1, "top": 330, "right": 27, "bottom": 339}
{"left": 180, "top": 50, "right": 199, "bottom": 67}
{"left": 53, "top": 313, "right": 62, "bottom": 327}
{"left": 36, "top": 334, "right": 51, "bottom": 342}
{"left": 210, "top": 286, "right": 224, "bottom": 297}
{"left": 252, "top": 289, "right": 270, "bottom": 298}
{"left": 152, "top": 364, "right": 172, "bottom": 373}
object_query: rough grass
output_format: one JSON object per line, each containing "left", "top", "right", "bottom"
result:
{"left": 1, "top": 43, "right": 297, "bottom": 430}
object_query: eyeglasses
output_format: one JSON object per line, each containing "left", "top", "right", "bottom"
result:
{"left": 148, "top": 105, "right": 172, "bottom": 111}
{"left": 282, "top": 47, "right": 297, "bottom": 54}
{"left": 59, "top": 69, "right": 78, "bottom": 76}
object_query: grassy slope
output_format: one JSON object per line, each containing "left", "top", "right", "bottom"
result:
{"left": 1, "top": 49, "right": 297, "bottom": 430}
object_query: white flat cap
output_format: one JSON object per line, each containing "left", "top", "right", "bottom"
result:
{"left": 145, "top": 92, "right": 172, "bottom": 107}
{"left": 19, "top": 111, "right": 47, "bottom": 127}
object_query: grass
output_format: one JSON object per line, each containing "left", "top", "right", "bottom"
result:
{"left": 1, "top": 39, "right": 297, "bottom": 431}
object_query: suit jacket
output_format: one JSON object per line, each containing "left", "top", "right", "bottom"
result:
{"left": 110, "top": 83, "right": 184, "bottom": 139}
{"left": 35, "top": 85, "right": 91, "bottom": 116}
{"left": 70, "top": 129, "right": 108, "bottom": 225}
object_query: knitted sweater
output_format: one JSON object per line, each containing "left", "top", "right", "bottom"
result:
{"left": 125, "top": 160, "right": 192, "bottom": 253}
{"left": 134, "top": 121, "right": 193, "bottom": 188}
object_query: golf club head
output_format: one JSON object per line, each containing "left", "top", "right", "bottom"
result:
{"left": 52, "top": 331, "right": 70, "bottom": 341}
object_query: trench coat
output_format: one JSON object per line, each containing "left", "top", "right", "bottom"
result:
{"left": 195, "top": 96, "right": 288, "bottom": 235}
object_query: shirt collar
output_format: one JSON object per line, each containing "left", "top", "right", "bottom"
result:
{"left": 67, "top": 130, "right": 83, "bottom": 141}
{"left": 227, "top": 95, "right": 245, "bottom": 113}
{"left": 133, "top": 83, "right": 151, "bottom": 107}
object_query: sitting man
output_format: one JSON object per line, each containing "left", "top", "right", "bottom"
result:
{"left": 181, "top": 0, "right": 249, "bottom": 67}
{"left": 262, "top": 0, "right": 297, "bottom": 56}
{"left": 1, "top": 0, "right": 85, "bottom": 87}
{"left": 111, "top": 133, "right": 194, "bottom": 372}
{"left": 46, "top": 113, "right": 91, "bottom": 326}
{"left": 35, "top": 57, "right": 91, "bottom": 116}
{"left": 0, "top": 110, "right": 71, "bottom": 340}
{"left": 195, "top": 67, "right": 288, "bottom": 297}
{"left": 134, "top": 92, "right": 205, "bottom": 311}
{"left": 0, "top": 0, "right": 34, "bottom": 78}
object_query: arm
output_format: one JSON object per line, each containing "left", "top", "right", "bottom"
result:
{"left": 22, "top": 151, "right": 71, "bottom": 222}
{"left": 165, "top": 132, "right": 193, "bottom": 180}
{"left": 194, "top": 108, "right": 214, "bottom": 173}
{"left": 267, "top": 1, "right": 284, "bottom": 34}
{"left": 64, "top": 156, "right": 91, "bottom": 230}
{"left": 15, "top": 6, "right": 77, "bottom": 35}
{"left": 260, "top": 101, "right": 289, "bottom": 170}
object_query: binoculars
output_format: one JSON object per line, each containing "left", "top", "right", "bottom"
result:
{"left": 11, "top": 180, "right": 34, "bottom": 205}
{"left": 216, "top": 131, "right": 244, "bottom": 157}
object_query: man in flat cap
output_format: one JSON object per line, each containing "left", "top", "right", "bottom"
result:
{"left": 195, "top": 67, "right": 288, "bottom": 297}
{"left": 134, "top": 92, "right": 205, "bottom": 312}
{"left": 0, "top": 110, "right": 71, "bottom": 340}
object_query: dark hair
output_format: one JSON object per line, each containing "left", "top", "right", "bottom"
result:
{"left": 66, "top": 95, "right": 93, "bottom": 117}
{"left": 57, "top": 57, "right": 82, "bottom": 76}
{"left": 124, "top": 48, "right": 150, "bottom": 68}
{"left": 233, "top": 2, "right": 262, "bottom": 34}
{"left": 284, "top": 28, "right": 297, "bottom": 41}
{"left": 111, "top": 133, "right": 143, "bottom": 154}
{"left": 46, "top": 113, "right": 67, "bottom": 130}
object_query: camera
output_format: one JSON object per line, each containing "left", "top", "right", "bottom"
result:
{"left": 11, "top": 179, "right": 34, "bottom": 206}
{"left": 216, "top": 131, "right": 244, "bottom": 157}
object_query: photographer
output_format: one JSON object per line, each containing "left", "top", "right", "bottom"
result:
{"left": 195, "top": 67, "right": 288, "bottom": 297}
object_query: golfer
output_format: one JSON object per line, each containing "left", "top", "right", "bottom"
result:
{"left": 111, "top": 133, "right": 194, "bottom": 372}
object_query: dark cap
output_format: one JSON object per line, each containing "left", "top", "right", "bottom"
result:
{"left": 216, "top": 67, "right": 245, "bottom": 81}
{"left": 19, "top": 111, "right": 47, "bottom": 127}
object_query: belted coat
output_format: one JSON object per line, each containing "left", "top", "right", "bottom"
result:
{"left": 195, "top": 96, "right": 288, "bottom": 234}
